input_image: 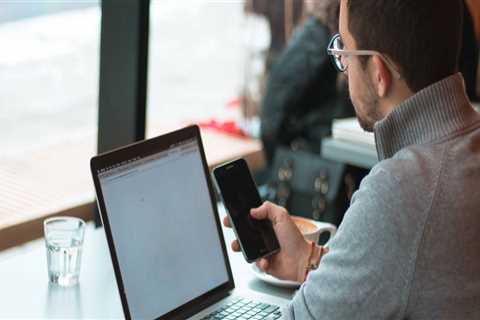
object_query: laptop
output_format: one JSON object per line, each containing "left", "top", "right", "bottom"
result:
{"left": 90, "top": 125, "right": 288, "bottom": 320}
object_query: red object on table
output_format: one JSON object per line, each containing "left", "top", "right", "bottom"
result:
{"left": 197, "top": 119, "right": 248, "bottom": 138}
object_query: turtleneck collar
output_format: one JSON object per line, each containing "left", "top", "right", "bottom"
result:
{"left": 374, "top": 73, "right": 479, "bottom": 160}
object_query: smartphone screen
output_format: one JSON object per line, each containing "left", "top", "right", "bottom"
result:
{"left": 214, "top": 159, "right": 280, "bottom": 262}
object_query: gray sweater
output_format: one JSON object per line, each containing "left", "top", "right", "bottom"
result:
{"left": 284, "top": 73, "right": 480, "bottom": 319}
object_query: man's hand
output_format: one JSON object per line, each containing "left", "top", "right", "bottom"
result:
{"left": 223, "top": 201, "right": 311, "bottom": 282}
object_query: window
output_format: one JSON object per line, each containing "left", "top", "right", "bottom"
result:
{"left": 0, "top": 2, "right": 100, "bottom": 239}
{"left": 0, "top": 0, "right": 270, "bottom": 247}
{"left": 146, "top": 0, "right": 253, "bottom": 137}
{"left": 144, "top": 0, "right": 269, "bottom": 182}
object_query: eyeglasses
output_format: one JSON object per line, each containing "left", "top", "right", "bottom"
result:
{"left": 327, "top": 34, "right": 401, "bottom": 79}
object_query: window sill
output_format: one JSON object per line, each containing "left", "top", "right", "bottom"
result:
{"left": 0, "top": 131, "right": 96, "bottom": 251}
{"left": 0, "top": 202, "right": 94, "bottom": 251}
{"left": 0, "top": 128, "right": 265, "bottom": 251}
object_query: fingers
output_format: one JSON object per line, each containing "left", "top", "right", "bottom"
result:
{"left": 224, "top": 216, "right": 239, "bottom": 252}
{"left": 224, "top": 217, "right": 238, "bottom": 251}
{"left": 250, "top": 201, "right": 288, "bottom": 225}
{"left": 250, "top": 201, "right": 274, "bottom": 220}
{"left": 231, "top": 240, "right": 240, "bottom": 252}
{"left": 223, "top": 216, "right": 231, "bottom": 228}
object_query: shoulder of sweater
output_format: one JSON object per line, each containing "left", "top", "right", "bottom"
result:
{"left": 352, "top": 144, "right": 444, "bottom": 210}
{"left": 372, "top": 144, "right": 444, "bottom": 184}
{"left": 345, "top": 146, "right": 441, "bottom": 256}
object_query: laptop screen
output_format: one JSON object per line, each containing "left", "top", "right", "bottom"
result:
{"left": 97, "top": 137, "right": 230, "bottom": 319}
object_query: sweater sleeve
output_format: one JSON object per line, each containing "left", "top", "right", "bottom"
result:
{"left": 282, "top": 161, "right": 434, "bottom": 319}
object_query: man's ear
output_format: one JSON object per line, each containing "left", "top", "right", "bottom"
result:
{"left": 370, "top": 55, "right": 392, "bottom": 97}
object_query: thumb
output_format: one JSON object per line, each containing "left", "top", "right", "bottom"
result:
{"left": 250, "top": 201, "right": 282, "bottom": 224}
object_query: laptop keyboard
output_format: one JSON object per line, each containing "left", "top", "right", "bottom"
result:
{"left": 201, "top": 298, "right": 282, "bottom": 320}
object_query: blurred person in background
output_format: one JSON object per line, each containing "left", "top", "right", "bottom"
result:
{"left": 260, "top": 0, "right": 352, "bottom": 164}
{"left": 242, "top": 0, "right": 305, "bottom": 121}
{"left": 244, "top": 0, "right": 305, "bottom": 71}
{"left": 259, "top": 0, "right": 363, "bottom": 233}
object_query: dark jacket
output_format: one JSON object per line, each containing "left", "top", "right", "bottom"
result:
{"left": 260, "top": 17, "right": 354, "bottom": 163}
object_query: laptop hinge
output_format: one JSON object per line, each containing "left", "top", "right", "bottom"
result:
{"left": 172, "top": 289, "right": 232, "bottom": 320}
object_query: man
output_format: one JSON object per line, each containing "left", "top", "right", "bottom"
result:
{"left": 225, "top": 0, "right": 480, "bottom": 318}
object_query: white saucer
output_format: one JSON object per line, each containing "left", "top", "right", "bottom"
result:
{"left": 250, "top": 264, "right": 301, "bottom": 289}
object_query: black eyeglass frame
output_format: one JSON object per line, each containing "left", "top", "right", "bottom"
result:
{"left": 327, "top": 33, "right": 401, "bottom": 79}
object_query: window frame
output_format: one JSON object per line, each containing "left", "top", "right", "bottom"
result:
{"left": 96, "top": 0, "right": 151, "bottom": 225}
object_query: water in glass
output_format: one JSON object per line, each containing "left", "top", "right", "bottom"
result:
{"left": 44, "top": 217, "right": 85, "bottom": 286}
{"left": 46, "top": 237, "right": 83, "bottom": 286}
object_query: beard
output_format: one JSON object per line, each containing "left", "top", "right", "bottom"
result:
{"left": 348, "top": 75, "right": 383, "bottom": 132}
{"left": 356, "top": 99, "right": 381, "bottom": 132}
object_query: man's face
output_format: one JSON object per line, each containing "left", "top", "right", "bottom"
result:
{"left": 339, "top": 0, "right": 382, "bottom": 132}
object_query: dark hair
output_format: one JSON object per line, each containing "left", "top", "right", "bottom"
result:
{"left": 347, "top": 0, "right": 464, "bottom": 92}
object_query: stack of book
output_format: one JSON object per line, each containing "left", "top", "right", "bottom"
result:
{"left": 331, "top": 118, "right": 375, "bottom": 148}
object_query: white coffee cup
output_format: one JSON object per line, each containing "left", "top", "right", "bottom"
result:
{"left": 291, "top": 215, "right": 337, "bottom": 244}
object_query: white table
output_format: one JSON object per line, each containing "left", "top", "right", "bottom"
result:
{"left": 0, "top": 207, "right": 294, "bottom": 318}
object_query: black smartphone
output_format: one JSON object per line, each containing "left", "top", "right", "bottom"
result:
{"left": 213, "top": 159, "right": 280, "bottom": 263}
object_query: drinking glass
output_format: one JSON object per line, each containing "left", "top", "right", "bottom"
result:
{"left": 44, "top": 217, "right": 86, "bottom": 286}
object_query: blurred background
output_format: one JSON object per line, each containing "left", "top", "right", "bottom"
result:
{"left": 0, "top": 0, "right": 478, "bottom": 247}
{"left": 0, "top": 0, "right": 270, "bottom": 240}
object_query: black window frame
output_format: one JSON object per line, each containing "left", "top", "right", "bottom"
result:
{"left": 97, "top": 0, "right": 150, "bottom": 224}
